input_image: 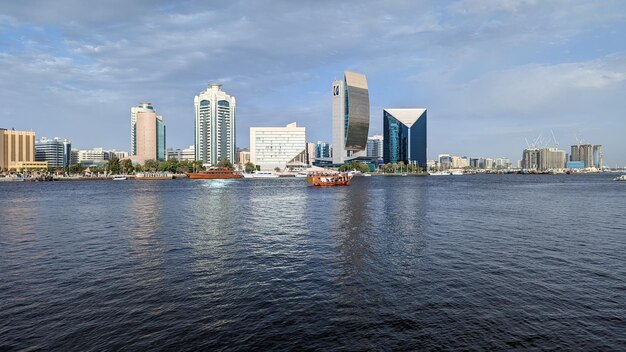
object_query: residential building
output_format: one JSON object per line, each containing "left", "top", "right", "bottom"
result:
{"left": 367, "top": 135, "right": 384, "bottom": 161}
{"left": 131, "top": 103, "right": 166, "bottom": 164}
{"left": 131, "top": 102, "right": 156, "bottom": 156}
{"left": 35, "top": 137, "right": 71, "bottom": 169}
{"left": 522, "top": 147, "right": 565, "bottom": 171}
{"left": 250, "top": 122, "right": 306, "bottom": 171}
{"left": 0, "top": 128, "right": 36, "bottom": 171}
{"left": 306, "top": 142, "right": 316, "bottom": 165}
{"left": 570, "top": 144, "right": 603, "bottom": 169}
{"left": 167, "top": 145, "right": 195, "bottom": 162}
{"left": 383, "top": 109, "right": 427, "bottom": 168}
{"left": 332, "top": 71, "right": 370, "bottom": 164}
{"left": 194, "top": 84, "right": 236, "bottom": 165}
{"left": 451, "top": 156, "right": 469, "bottom": 168}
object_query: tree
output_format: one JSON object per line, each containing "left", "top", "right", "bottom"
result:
{"left": 216, "top": 159, "right": 233, "bottom": 170}
{"left": 120, "top": 159, "right": 134, "bottom": 174}
{"left": 68, "top": 164, "right": 84, "bottom": 175}
{"left": 107, "top": 156, "right": 121, "bottom": 174}
{"left": 244, "top": 162, "right": 256, "bottom": 173}
{"left": 190, "top": 160, "right": 205, "bottom": 172}
{"left": 144, "top": 159, "right": 159, "bottom": 171}
{"left": 274, "top": 167, "right": 281, "bottom": 173}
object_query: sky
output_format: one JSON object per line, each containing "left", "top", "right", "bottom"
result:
{"left": 1, "top": 0, "right": 625, "bottom": 165}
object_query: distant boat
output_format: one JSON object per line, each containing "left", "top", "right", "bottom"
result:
{"left": 112, "top": 176, "right": 127, "bottom": 181}
{"left": 187, "top": 168, "right": 242, "bottom": 179}
{"left": 429, "top": 171, "right": 451, "bottom": 176}
{"left": 242, "top": 171, "right": 279, "bottom": 179}
{"left": 362, "top": 173, "right": 372, "bottom": 177}
{"left": 451, "top": 171, "right": 463, "bottom": 176}
{"left": 295, "top": 172, "right": 308, "bottom": 178}
{"left": 136, "top": 172, "right": 174, "bottom": 180}
{"left": 0, "top": 176, "right": 25, "bottom": 182}
{"left": 306, "top": 172, "right": 353, "bottom": 186}
{"left": 614, "top": 175, "right": 626, "bottom": 181}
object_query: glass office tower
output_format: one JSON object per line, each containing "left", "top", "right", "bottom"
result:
{"left": 383, "top": 109, "right": 427, "bottom": 168}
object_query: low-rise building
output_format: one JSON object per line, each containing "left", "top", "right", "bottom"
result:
{"left": 0, "top": 128, "right": 36, "bottom": 171}
{"left": 35, "top": 137, "right": 71, "bottom": 169}
{"left": 250, "top": 122, "right": 306, "bottom": 171}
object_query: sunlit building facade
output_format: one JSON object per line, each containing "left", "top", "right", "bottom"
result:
{"left": 0, "top": 128, "right": 36, "bottom": 171}
{"left": 367, "top": 135, "right": 384, "bottom": 161}
{"left": 332, "top": 71, "right": 370, "bottom": 164}
{"left": 194, "top": 84, "right": 236, "bottom": 165}
{"left": 383, "top": 109, "right": 427, "bottom": 168}
{"left": 250, "top": 123, "right": 306, "bottom": 171}
{"left": 35, "top": 137, "right": 71, "bottom": 168}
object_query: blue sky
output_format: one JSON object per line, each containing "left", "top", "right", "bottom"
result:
{"left": 1, "top": 0, "right": 625, "bottom": 165}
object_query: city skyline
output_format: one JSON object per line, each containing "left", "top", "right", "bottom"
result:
{"left": 1, "top": 1, "right": 625, "bottom": 165}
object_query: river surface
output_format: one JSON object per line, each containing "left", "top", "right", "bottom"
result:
{"left": 1, "top": 174, "right": 625, "bottom": 351}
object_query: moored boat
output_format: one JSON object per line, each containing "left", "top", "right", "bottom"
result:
{"left": 306, "top": 172, "right": 353, "bottom": 186}
{"left": 112, "top": 176, "right": 127, "bottom": 181}
{"left": 135, "top": 172, "right": 174, "bottom": 180}
{"left": 242, "top": 171, "right": 279, "bottom": 178}
{"left": 187, "top": 168, "right": 242, "bottom": 179}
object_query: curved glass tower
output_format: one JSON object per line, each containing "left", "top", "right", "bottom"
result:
{"left": 332, "top": 71, "right": 370, "bottom": 164}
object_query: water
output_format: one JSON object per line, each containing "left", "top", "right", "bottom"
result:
{"left": 1, "top": 174, "right": 625, "bottom": 351}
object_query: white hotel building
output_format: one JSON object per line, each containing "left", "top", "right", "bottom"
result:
{"left": 250, "top": 123, "right": 307, "bottom": 171}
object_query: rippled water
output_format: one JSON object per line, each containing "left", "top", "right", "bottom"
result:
{"left": 1, "top": 174, "right": 625, "bottom": 350}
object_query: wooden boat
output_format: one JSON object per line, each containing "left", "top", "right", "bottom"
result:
{"left": 306, "top": 172, "right": 352, "bottom": 186}
{"left": 187, "top": 168, "right": 242, "bottom": 179}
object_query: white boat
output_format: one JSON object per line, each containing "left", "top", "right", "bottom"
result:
{"left": 242, "top": 171, "right": 279, "bottom": 178}
{"left": 112, "top": 176, "right": 127, "bottom": 181}
{"left": 614, "top": 175, "right": 626, "bottom": 181}
{"left": 0, "top": 176, "right": 25, "bottom": 182}
{"left": 451, "top": 171, "right": 463, "bottom": 176}
{"left": 295, "top": 172, "right": 308, "bottom": 178}
{"left": 362, "top": 173, "right": 372, "bottom": 177}
{"left": 429, "top": 171, "right": 451, "bottom": 176}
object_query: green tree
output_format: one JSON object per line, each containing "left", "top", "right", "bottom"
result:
{"left": 120, "top": 159, "right": 134, "bottom": 174}
{"left": 216, "top": 159, "right": 233, "bottom": 170}
{"left": 68, "top": 164, "right": 85, "bottom": 175}
{"left": 107, "top": 156, "right": 121, "bottom": 174}
{"left": 144, "top": 159, "right": 159, "bottom": 171}
{"left": 190, "top": 160, "right": 205, "bottom": 172}
{"left": 244, "top": 162, "right": 256, "bottom": 173}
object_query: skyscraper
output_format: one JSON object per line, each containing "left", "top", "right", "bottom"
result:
{"left": 571, "top": 144, "right": 603, "bottom": 169}
{"left": 332, "top": 71, "right": 370, "bottom": 164}
{"left": 131, "top": 102, "right": 166, "bottom": 164}
{"left": 383, "top": 109, "right": 427, "bottom": 168}
{"left": 194, "top": 84, "right": 236, "bottom": 164}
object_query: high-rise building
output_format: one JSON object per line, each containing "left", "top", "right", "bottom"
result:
{"left": 332, "top": 71, "right": 370, "bottom": 164}
{"left": 131, "top": 103, "right": 166, "bottom": 164}
{"left": 194, "top": 84, "right": 236, "bottom": 165}
{"left": 130, "top": 102, "right": 165, "bottom": 163}
{"left": 35, "top": 137, "right": 71, "bottom": 169}
{"left": 0, "top": 128, "right": 40, "bottom": 171}
{"left": 250, "top": 123, "right": 306, "bottom": 171}
{"left": 522, "top": 147, "right": 565, "bottom": 171}
{"left": 306, "top": 142, "right": 316, "bottom": 165}
{"left": 383, "top": 109, "right": 427, "bottom": 168}
{"left": 570, "top": 144, "right": 602, "bottom": 169}
{"left": 367, "top": 135, "right": 384, "bottom": 161}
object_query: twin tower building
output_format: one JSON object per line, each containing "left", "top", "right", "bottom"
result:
{"left": 131, "top": 72, "right": 427, "bottom": 168}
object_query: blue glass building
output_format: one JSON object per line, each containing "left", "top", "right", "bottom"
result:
{"left": 383, "top": 109, "right": 427, "bottom": 168}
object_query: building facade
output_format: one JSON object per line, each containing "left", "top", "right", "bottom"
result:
{"left": 131, "top": 103, "right": 166, "bottom": 164}
{"left": 332, "top": 71, "right": 370, "bottom": 164}
{"left": 35, "top": 137, "right": 71, "bottom": 169}
{"left": 570, "top": 144, "right": 603, "bottom": 169}
{"left": 522, "top": 147, "right": 565, "bottom": 171}
{"left": 367, "top": 135, "right": 384, "bottom": 161}
{"left": 383, "top": 109, "right": 427, "bottom": 168}
{"left": 315, "top": 141, "right": 331, "bottom": 159}
{"left": 0, "top": 128, "right": 36, "bottom": 171}
{"left": 167, "top": 145, "right": 195, "bottom": 162}
{"left": 194, "top": 84, "right": 236, "bottom": 165}
{"left": 250, "top": 123, "right": 306, "bottom": 171}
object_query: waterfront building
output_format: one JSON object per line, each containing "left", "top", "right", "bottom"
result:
{"left": 367, "top": 135, "right": 384, "bottom": 161}
{"left": 383, "top": 109, "right": 427, "bottom": 168}
{"left": 315, "top": 141, "right": 331, "bottom": 159}
{"left": 131, "top": 103, "right": 166, "bottom": 164}
{"left": 332, "top": 71, "right": 370, "bottom": 164}
{"left": 438, "top": 154, "right": 452, "bottom": 170}
{"left": 35, "top": 137, "right": 71, "bottom": 169}
{"left": 570, "top": 144, "right": 603, "bottom": 169}
{"left": 167, "top": 145, "right": 195, "bottom": 162}
{"left": 566, "top": 161, "right": 585, "bottom": 169}
{"left": 451, "top": 156, "right": 469, "bottom": 168}
{"left": 0, "top": 128, "right": 36, "bottom": 171}
{"left": 194, "top": 84, "right": 236, "bottom": 165}
{"left": 250, "top": 122, "right": 306, "bottom": 171}
{"left": 522, "top": 147, "right": 565, "bottom": 171}
{"left": 495, "top": 157, "right": 511, "bottom": 169}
